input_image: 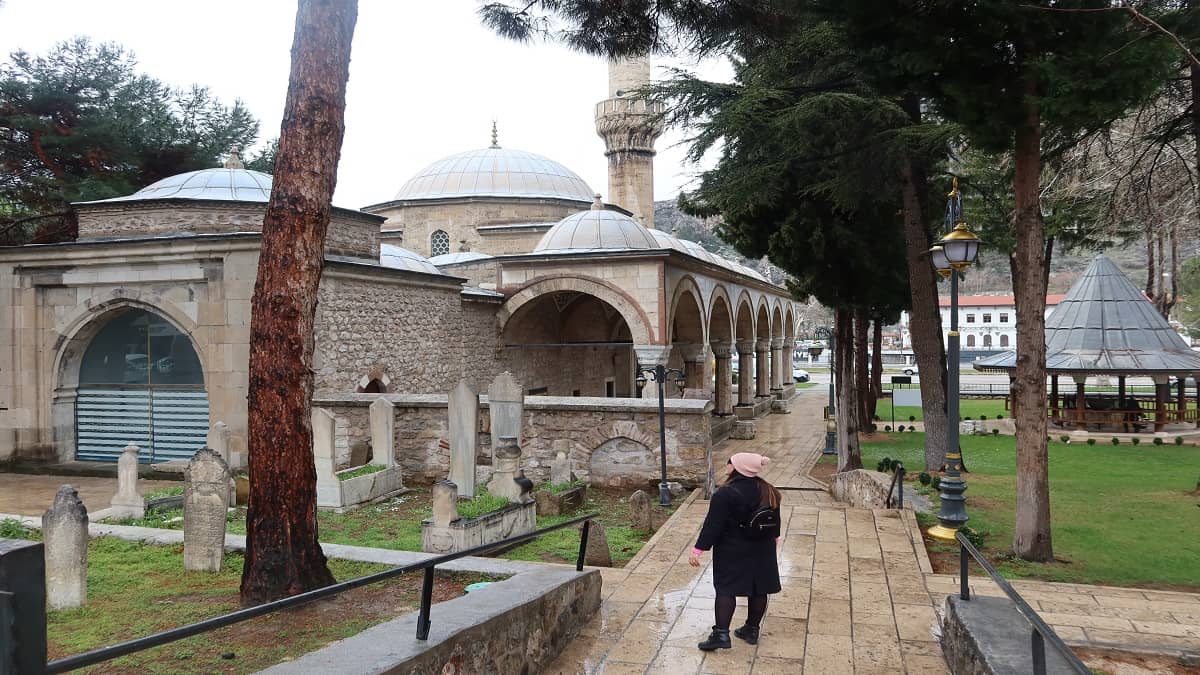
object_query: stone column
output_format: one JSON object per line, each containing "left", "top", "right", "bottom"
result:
{"left": 783, "top": 342, "right": 795, "bottom": 394}
{"left": 736, "top": 340, "right": 755, "bottom": 406}
{"left": 770, "top": 338, "right": 785, "bottom": 397}
{"left": 634, "top": 345, "right": 671, "bottom": 400}
{"left": 676, "top": 343, "right": 708, "bottom": 394}
{"left": 712, "top": 343, "right": 734, "bottom": 415}
{"left": 755, "top": 339, "right": 771, "bottom": 398}
{"left": 42, "top": 485, "right": 88, "bottom": 610}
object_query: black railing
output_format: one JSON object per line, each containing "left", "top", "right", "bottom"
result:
{"left": 886, "top": 462, "right": 905, "bottom": 509}
{"left": 956, "top": 531, "right": 1089, "bottom": 675}
{"left": 40, "top": 512, "right": 598, "bottom": 674}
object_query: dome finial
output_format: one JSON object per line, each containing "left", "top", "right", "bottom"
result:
{"left": 591, "top": 193, "right": 604, "bottom": 210}
{"left": 490, "top": 120, "right": 500, "bottom": 149}
{"left": 223, "top": 149, "right": 244, "bottom": 170}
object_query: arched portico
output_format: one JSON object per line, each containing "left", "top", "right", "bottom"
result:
{"left": 708, "top": 293, "right": 735, "bottom": 415}
{"left": 669, "top": 278, "right": 707, "bottom": 394}
{"left": 735, "top": 293, "right": 756, "bottom": 406}
{"left": 755, "top": 301, "right": 772, "bottom": 398}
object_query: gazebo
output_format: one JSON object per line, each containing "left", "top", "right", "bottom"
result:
{"left": 974, "top": 254, "right": 1200, "bottom": 432}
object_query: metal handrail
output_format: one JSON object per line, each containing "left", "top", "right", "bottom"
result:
{"left": 886, "top": 462, "right": 905, "bottom": 509}
{"left": 45, "top": 512, "right": 599, "bottom": 674}
{"left": 956, "top": 531, "right": 1089, "bottom": 675}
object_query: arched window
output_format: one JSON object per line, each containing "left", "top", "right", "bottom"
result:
{"left": 983, "top": 334, "right": 992, "bottom": 348}
{"left": 359, "top": 378, "right": 386, "bottom": 393}
{"left": 430, "top": 230, "right": 450, "bottom": 257}
{"left": 1000, "top": 334, "right": 1010, "bottom": 347}
{"left": 966, "top": 334, "right": 976, "bottom": 347}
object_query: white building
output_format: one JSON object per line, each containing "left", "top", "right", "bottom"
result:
{"left": 900, "top": 294, "right": 1065, "bottom": 351}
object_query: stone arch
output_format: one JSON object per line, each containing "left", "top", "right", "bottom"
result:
{"left": 784, "top": 304, "right": 796, "bottom": 340}
{"left": 574, "top": 420, "right": 663, "bottom": 488}
{"left": 734, "top": 291, "right": 755, "bottom": 342}
{"left": 755, "top": 297, "right": 771, "bottom": 340}
{"left": 668, "top": 275, "right": 706, "bottom": 345}
{"left": 498, "top": 275, "right": 655, "bottom": 345}
{"left": 357, "top": 370, "right": 392, "bottom": 393}
{"left": 771, "top": 304, "right": 784, "bottom": 338}
{"left": 708, "top": 289, "right": 734, "bottom": 344}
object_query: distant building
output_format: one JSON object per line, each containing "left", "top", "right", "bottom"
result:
{"left": 899, "top": 294, "right": 1066, "bottom": 352}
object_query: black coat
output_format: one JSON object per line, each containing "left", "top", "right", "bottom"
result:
{"left": 694, "top": 476, "right": 781, "bottom": 597}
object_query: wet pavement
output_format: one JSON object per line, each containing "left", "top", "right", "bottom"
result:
{"left": 0, "top": 472, "right": 177, "bottom": 517}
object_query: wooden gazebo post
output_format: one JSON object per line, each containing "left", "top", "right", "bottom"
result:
{"left": 1050, "top": 375, "right": 1059, "bottom": 421}
{"left": 1118, "top": 375, "right": 1126, "bottom": 408}
{"left": 1154, "top": 375, "right": 1168, "bottom": 432}
{"left": 1177, "top": 377, "right": 1186, "bottom": 424}
{"left": 1074, "top": 375, "right": 1087, "bottom": 428}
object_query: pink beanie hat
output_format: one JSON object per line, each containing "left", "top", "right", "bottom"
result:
{"left": 730, "top": 452, "right": 769, "bottom": 478}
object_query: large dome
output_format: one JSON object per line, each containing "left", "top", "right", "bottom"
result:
{"left": 534, "top": 198, "right": 659, "bottom": 253}
{"left": 394, "top": 147, "right": 594, "bottom": 202}
{"left": 84, "top": 168, "right": 273, "bottom": 204}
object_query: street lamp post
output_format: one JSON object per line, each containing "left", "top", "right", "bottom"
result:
{"left": 928, "top": 178, "right": 982, "bottom": 542}
{"left": 812, "top": 326, "right": 836, "bottom": 455}
{"left": 636, "top": 364, "right": 687, "bottom": 506}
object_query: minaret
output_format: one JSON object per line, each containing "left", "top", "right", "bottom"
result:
{"left": 595, "top": 57, "right": 664, "bottom": 228}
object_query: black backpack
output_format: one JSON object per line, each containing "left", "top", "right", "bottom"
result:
{"left": 739, "top": 504, "right": 781, "bottom": 540}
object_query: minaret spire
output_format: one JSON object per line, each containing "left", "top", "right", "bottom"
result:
{"left": 595, "top": 57, "right": 663, "bottom": 228}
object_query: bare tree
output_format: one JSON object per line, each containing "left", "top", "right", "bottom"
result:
{"left": 240, "top": 0, "right": 359, "bottom": 604}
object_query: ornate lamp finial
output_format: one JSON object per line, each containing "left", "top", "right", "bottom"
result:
{"left": 490, "top": 120, "right": 499, "bottom": 149}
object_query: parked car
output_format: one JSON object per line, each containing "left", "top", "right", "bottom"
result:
{"left": 902, "top": 364, "right": 919, "bottom": 376}
{"left": 793, "top": 367, "right": 810, "bottom": 383}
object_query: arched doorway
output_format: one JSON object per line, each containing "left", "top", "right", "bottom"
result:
{"left": 75, "top": 309, "right": 208, "bottom": 462}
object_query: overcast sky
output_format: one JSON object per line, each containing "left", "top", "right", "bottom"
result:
{"left": 0, "top": 0, "right": 730, "bottom": 209}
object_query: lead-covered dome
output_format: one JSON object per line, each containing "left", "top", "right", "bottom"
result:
{"left": 395, "top": 146, "right": 594, "bottom": 203}
{"left": 380, "top": 244, "right": 443, "bottom": 275}
{"left": 84, "top": 167, "right": 273, "bottom": 204}
{"left": 534, "top": 196, "right": 659, "bottom": 253}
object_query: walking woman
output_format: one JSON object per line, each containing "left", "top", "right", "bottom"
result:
{"left": 689, "top": 452, "right": 782, "bottom": 651}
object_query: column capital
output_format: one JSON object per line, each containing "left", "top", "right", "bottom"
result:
{"left": 770, "top": 337, "right": 785, "bottom": 349}
{"left": 633, "top": 345, "right": 671, "bottom": 369}
{"left": 711, "top": 342, "right": 734, "bottom": 358}
{"left": 675, "top": 343, "right": 708, "bottom": 363}
{"left": 736, "top": 339, "right": 756, "bottom": 356}
{"left": 755, "top": 339, "right": 771, "bottom": 352}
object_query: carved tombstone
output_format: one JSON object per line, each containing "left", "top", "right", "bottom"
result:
{"left": 109, "top": 444, "right": 145, "bottom": 519}
{"left": 448, "top": 380, "right": 479, "bottom": 498}
{"left": 348, "top": 440, "right": 372, "bottom": 468}
{"left": 312, "top": 407, "right": 339, "bottom": 506}
{"left": 207, "top": 421, "right": 231, "bottom": 464}
{"left": 368, "top": 397, "right": 396, "bottom": 469}
{"left": 583, "top": 521, "right": 613, "bottom": 567}
{"left": 42, "top": 485, "right": 89, "bottom": 609}
{"left": 487, "top": 372, "right": 524, "bottom": 459}
{"left": 629, "top": 489, "right": 652, "bottom": 531}
{"left": 487, "top": 436, "right": 525, "bottom": 503}
{"left": 550, "top": 449, "right": 572, "bottom": 486}
{"left": 431, "top": 480, "right": 460, "bottom": 526}
{"left": 183, "top": 448, "right": 230, "bottom": 572}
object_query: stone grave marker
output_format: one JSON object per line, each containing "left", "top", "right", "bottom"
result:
{"left": 431, "top": 480, "right": 460, "bottom": 526}
{"left": 207, "top": 421, "right": 231, "bottom": 465}
{"left": 583, "top": 521, "right": 612, "bottom": 567}
{"left": 368, "top": 397, "right": 396, "bottom": 469}
{"left": 629, "top": 489, "right": 652, "bottom": 530}
{"left": 42, "top": 485, "right": 88, "bottom": 609}
{"left": 448, "top": 379, "right": 479, "bottom": 498}
{"left": 348, "top": 439, "right": 372, "bottom": 468}
{"left": 184, "top": 448, "right": 230, "bottom": 572}
{"left": 312, "top": 407, "right": 339, "bottom": 506}
{"left": 487, "top": 372, "right": 524, "bottom": 459}
{"left": 109, "top": 443, "right": 145, "bottom": 519}
{"left": 487, "top": 436, "right": 525, "bottom": 503}
{"left": 550, "top": 449, "right": 572, "bottom": 485}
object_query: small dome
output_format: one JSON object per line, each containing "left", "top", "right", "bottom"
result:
{"left": 85, "top": 168, "right": 273, "bottom": 203}
{"left": 429, "top": 251, "right": 494, "bottom": 266}
{"left": 380, "top": 244, "right": 443, "bottom": 275}
{"left": 395, "top": 147, "right": 594, "bottom": 202}
{"left": 534, "top": 197, "right": 659, "bottom": 253}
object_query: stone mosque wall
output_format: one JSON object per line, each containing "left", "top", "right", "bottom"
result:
{"left": 372, "top": 198, "right": 585, "bottom": 257}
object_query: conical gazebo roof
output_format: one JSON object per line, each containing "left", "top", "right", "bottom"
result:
{"left": 974, "top": 254, "right": 1200, "bottom": 375}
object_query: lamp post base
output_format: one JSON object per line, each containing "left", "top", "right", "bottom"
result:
{"left": 659, "top": 481, "right": 672, "bottom": 507}
{"left": 821, "top": 431, "right": 837, "bottom": 455}
{"left": 927, "top": 523, "right": 964, "bottom": 542}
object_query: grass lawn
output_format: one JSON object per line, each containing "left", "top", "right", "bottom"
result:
{"left": 843, "top": 433, "right": 1200, "bottom": 590}
{"left": 106, "top": 486, "right": 670, "bottom": 567}
{"left": 873, "top": 397, "right": 1010, "bottom": 423}
{"left": 0, "top": 524, "right": 487, "bottom": 674}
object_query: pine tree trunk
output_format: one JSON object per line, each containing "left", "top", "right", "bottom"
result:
{"left": 899, "top": 150, "right": 948, "bottom": 471}
{"left": 836, "top": 308, "right": 863, "bottom": 472}
{"left": 855, "top": 307, "right": 871, "bottom": 431}
{"left": 240, "top": 0, "right": 358, "bottom": 604}
{"left": 869, "top": 317, "right": 883, "bottom": 424}
{"left": 1011, "top": 77, "right": 1053, "bottom": 563}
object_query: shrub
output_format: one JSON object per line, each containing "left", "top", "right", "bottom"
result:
{"left": 1086, "top": 438, "right": 1096, "bottom": 445}
{"left": 964, "top": 416, "right": 973, "bottom": 420}
{"left": 884, "top": 425, "right": 892, "bottom": 432}
{"left": 1175, "top": 436, "right": 1185, "bottom": 446}
{"left": 877, "top": 457, "right": 893, "bottom": 472}
{"left": 996, "top": 413, "right": 1004, "bottom": 419}
{"left": 991, "top": 429, "right": 1000, "bottom": 436}
{"left": 1154, "top": 437, "right": 1164, "bottom": 446}
{"left": 870, "top": 423, "right": 879, "bottom": 433}
{"left": 980, "top": 415, "right": 988, "bottom": 421}
{"left": 909, "top": 415, "right": 916, "bottom": 422}
{"left": 931, "top": 476, "right": 941, "bottom": 491}
{"left": 1059, "top": 434, "right": 1070, "bottom": 443}
{"left": 1111, "top": 437, "right": 1120, "bottom": 446}
{"left": 873, "top": 414, "right": 881, "bottom": 421}
{"left": 0, "top": 518, "right": 32, "bottom": 539}
{"left": 918, "top": 472, "right": 932, "bottom": 486}
{"left": 960, "top": 525, "right": 987, "bottom": 549}
{"left": 1132, "top": 437, "right": 1141, "bottom": 446}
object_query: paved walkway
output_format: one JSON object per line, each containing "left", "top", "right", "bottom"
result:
{"left": 550, "top": 391, "right": 1200, "bottom": 674}
{"left": 0, "top": 472, "right": 177, "bottom": 517}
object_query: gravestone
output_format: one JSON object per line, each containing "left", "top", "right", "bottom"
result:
{"left": 487, "top": 436, "right": 525, "bottom": 503}
{"left": 487, "top": 372, "right": 524, "bottom": 459}
{"left": 109, "top": 443, "right": 145, "bottom": 519}
{"left": 368, "top": 397, "right": 396, "bottom": 469}
{"left": 312, "top": 407, "right": 339, "bottom": 506}
{"left": 629, "top": 489, "right": 652, "bottom": 531}
{"left": 42, "top": 485, "right": 88, "bottom": 609}
{"left": 550, "top": 449, "right": 572, "bottom": 486}
{"left": 184, "top": 448, "right": 229, "bottom": 572}
{"left": 207, "top": 421, "right": 232, "bottom": 464}
{"left": 448, "top": 380, "right": 479, "bottom": 498}
{"left": 431, "top": 480, "right": 460, "bottom": 526}
{"left": 583, "top": 521, "right": 612, "bottom": 567}
{"left": 348, "top": 439, "right": 372, "bottom": 468}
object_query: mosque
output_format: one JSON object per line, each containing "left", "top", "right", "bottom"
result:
{"left": 0, "top": 59, "right": 798, "bottom": 486}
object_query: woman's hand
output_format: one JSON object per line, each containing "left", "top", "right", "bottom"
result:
{"left": 688, "top": 552, "right": 701, "bottom": 567}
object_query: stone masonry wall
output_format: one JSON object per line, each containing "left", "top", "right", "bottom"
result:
{"left": 372, "top": 198, "right": 585, "bottom": 257}
{"left": 314, "top": 394, "right": 713, "bottom": 488}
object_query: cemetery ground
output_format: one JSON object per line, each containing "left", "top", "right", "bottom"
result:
{"left": 104, "top": 484, "right": 674, "bottom": 567}
{"left": 0, "top": 520, "right": 489, "bottom": 674}
{"left": 810, "top": 431, "right": 1200, "bottom": 590}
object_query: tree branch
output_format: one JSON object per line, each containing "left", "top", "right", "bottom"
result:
{"left": 1022, "top": 3, "right": 1200, "bottom": 68}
